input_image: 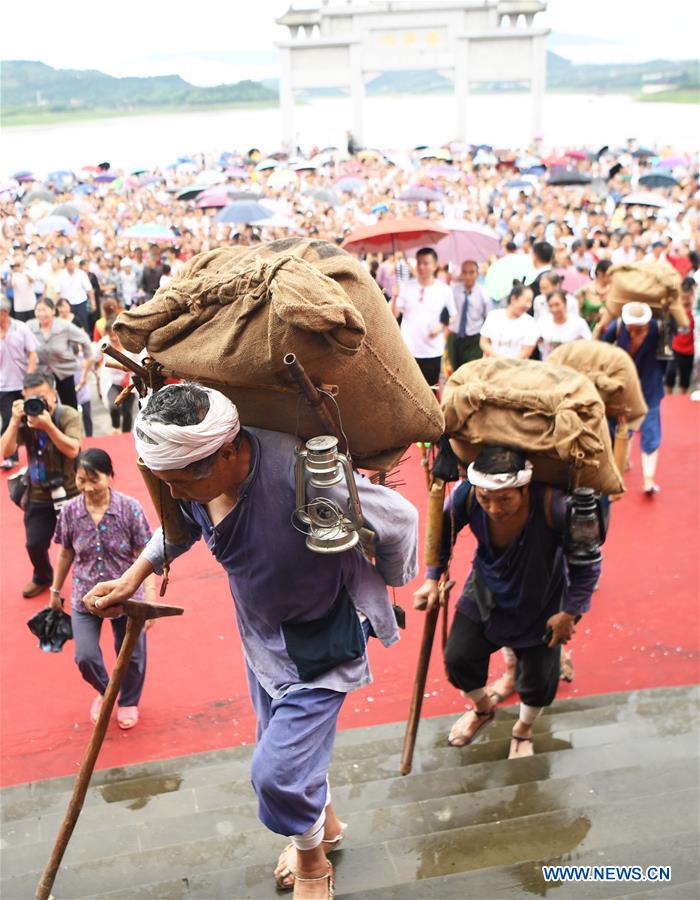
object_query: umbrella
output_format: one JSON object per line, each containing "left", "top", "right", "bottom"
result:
{"left": 555, "top": 267, "right": 589, "bottom": 293}
{"left": 399, "top": 187, "right": 443, "bottom": 203}
{"left": 48, "top": 170, "right": 74, "bottom": 185}
{"left": 522, "top": 165, "right": 546, "bottom": 177}
{"left": 656, "top": 156, "right": 688, "bottom": 170}
{"left": 216, "top": 201, "right": 273, "bottom": 224}
{"left": 418, "top": 147, "right": 453, "bottom": 162}
{"left": 341, "top": 217, "right": 449, "bottom": 255}
{"left": 27, "top": 606, "right": 73, "bottom": 653}
{"left": 632, "top": 147, "right": 655, "bottom": 158}
{"left": 74, "top": 183, "right": 96, "bottom": 195}
{"left": 256, "top": 159, "right": 279, "bottom": 172}
{"left": 177, "top": 156, "right": 196, "bottom": 164}
{"left": 566, "top": 150, "right": 587, "bottom": 161}
{"left": 426, "top": 165, "right": 457, "bottom": 178}
{"left": 227, "top": 190, "right": 265, "bottom": 201}
{"left": 639, "top": 172, "right": 679, "bottom": 189}
{"left": 120, "top": 223, "right": 176, "bottom": 242}
{"left": 435, "top": 219, "right": 501, "bottom": 267}
{"left": 267, "top": 169, "right": 297, "bottom": 189}
{"left": 94, "top": 173, "right": 117, "bottom": 183}
{"left": 225, "top": 166, "right": 249, "bottom": 178}
{"left": 0, "top": 179, "right": 19, "bottom": 198}
{"left": 80, "top": 165, "right": 102, "bottom": 173}
{"left": 618, "top": 192, "right": 669, "bottom": 208}
{"left": 22, "top": 189, "right": 55, "bottom": 204}
{"left": 197, "top": 170, "right": 225, "bottom": 186}
{"left": 505, "top": 178, "right": 534, "bottom": 189}
{"left": 515, "top": 155, "right": 542, "bottom": 170}
{"left": 304, "top": 188, "right": 340, "bottom": 206}
{"left": 195, "top": 191, "right": 230, "bottom": 208}
{"left": 484, "top": 253, "right": 535, "bottom": 302}
{"left": 547, "top": 170, "right": 592, "bottom": 186}
{"left": 543, "top": 155, "right": 568, "bottom": 168}
{"left": 371, "top": 202, "right": 390, "bottom": 214}
{"left": 13, "top": 170, "right": 35, "bottom": 182}
{"left": 36, "top": 215, "right": 76, "bottom": 236}
{"left": 52, "top": 201, "right": 92, "bottom": 220}
{"left": 293, "top": 161, "right": 317, "bottom": 172}
{"left": 176, "top": 184, "right": 208, "bottom": 201}
{"left": 335, "top": 177, "right": 365, "bottom": 194}
{"left": 473, "top": 151, "right": 497, "bottom": 166}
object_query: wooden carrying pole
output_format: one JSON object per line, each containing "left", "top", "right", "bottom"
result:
{"left": 36, "top": 600, "right": 184, "bottom": 900}
{"left": 399, "top": 476, "right": 449, "bottom": 776}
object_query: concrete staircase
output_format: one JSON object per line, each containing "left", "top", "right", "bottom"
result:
{"left": 2, "top": 685, "right": 698, "bottom": 899}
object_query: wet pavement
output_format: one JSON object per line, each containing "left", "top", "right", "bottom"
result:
{"left": 1, "top": 685, "right": 698, "bottom": 899}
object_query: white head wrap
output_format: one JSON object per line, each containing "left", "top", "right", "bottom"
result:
{"left": 467, "top": 460, "right": 533, "bottom": 491}
{"left": 621, "top": 301, "right": 652, "bottom": 326}
{"left": 134, "top": 386, "right": 240, "bottom": 471}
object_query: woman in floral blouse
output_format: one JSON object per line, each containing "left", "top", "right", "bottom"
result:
{"left": 51, "top": 448, "right": 155, "bottom": 729}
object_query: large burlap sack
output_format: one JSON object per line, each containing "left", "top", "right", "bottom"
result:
{"left": 607, "top": 261, "right": 688, "bottom": 328}
{"left": 114, "top": 238, "right": 443, "bottom": 470}
{"left": 548, "top": 341, "right": 648, "bottom": 430}
{"left": 442, "top": 358, "right": 624, "bottom": 495}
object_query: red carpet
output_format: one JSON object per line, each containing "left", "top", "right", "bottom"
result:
{"left": 1, "top": 396, "right": 698, "bottom": 787}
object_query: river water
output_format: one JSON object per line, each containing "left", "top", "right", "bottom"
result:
{"left": 1, "top": 93, "right": 696, "bottom": 175}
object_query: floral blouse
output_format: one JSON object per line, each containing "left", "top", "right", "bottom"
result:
{"left": 54, "top": 490, "right": 152, "bottom": 612}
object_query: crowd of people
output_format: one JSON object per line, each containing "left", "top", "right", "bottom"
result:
{"left": 1, "top": 140, "right": 698, "bottom": 899}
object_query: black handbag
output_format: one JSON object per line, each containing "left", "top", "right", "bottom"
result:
{"left": 27, "top": 606, "right": 74, "bottom": 653}
{"left": 7, "top": 466, "right": 29, "bottom": 509}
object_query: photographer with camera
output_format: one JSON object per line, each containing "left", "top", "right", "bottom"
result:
{"left": 0, "top": 370, "right": 83, "bottom": 598}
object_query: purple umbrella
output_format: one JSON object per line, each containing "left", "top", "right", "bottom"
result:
{"left": 656, "top": 155, "right": 688, "bottom": 170}
{"left": 400, "top": 187, "right": 443, "bottom": 203}
{"left": 94, "top": 173, "right": 118, "bottom": 183}
{"left": 435, "top": 219, "right": 500, "bottom": 266}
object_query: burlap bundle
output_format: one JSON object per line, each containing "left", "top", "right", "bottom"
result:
{"left": 548, "top": 341, "right": 648, "bottom": 430}
{"left": 607, "top": 261, "right": 688, "bottom": 328}
{"left": 442, "top": 358, "right": 624, "bottom": 495}
{"left": 114, "top": 238, "right": 443, "bottom": 470}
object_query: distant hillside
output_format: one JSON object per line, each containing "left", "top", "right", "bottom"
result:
{"left": 2, "top": 53, "right": 697, "bottom": 126}
{"left": 1, "top": 60, "right": 276, "bottom": 123}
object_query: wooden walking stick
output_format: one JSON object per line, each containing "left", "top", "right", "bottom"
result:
{"left": 399, "top": 476, "right": 454, "bottom": 775}
{"left": 36, "top": 599, "right": 184, "bottom": 900}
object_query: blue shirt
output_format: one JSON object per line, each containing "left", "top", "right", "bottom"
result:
{"left": 141, "top": 428, "right": 418, "bottom": 698}
{"left": 426, "top": 480, "right": 599, "bottom": 647}
{"left": 602, "top": 318, "right": 665, "bottom": 408}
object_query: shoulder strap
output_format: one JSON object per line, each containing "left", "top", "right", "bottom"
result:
{"left": 467, "top": 485, "right": 477, "bottom": 517}
{"left": 542, "top": 485, "right": 554, "bottom": 530}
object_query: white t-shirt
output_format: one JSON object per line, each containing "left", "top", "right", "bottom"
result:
{"left": 10, "top": 271, "right": 36, "bottom": 314}
{"left": 396, "top": 279, "right": 456, "bottom": 359}
{"left": 537, "top": 313, "right": 592, "bottom": 360}
{"left": 480, "top": 309, "right": 538, "bottom": 358}
{"left": 56, "top": 269, "right": 92, "bottom": 306}
{"left": 532, "top": 292, "right": 579, "bottom": 321}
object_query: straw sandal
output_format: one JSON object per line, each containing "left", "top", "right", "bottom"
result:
{"left": 275, "top": 824, "right": 347, "bottom": 892}
{"left": 292, "top": 862, "right": 334, "bottom": 899}
{"left": 447, "top": 707, "right": 495, "bottom": 747}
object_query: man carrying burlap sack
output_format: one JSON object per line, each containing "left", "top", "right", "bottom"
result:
{"left": 414, "top": 444, "right": 601, "bottom": 759}
{"left": 83, "top": 383, "right": 419, "bottom": 900}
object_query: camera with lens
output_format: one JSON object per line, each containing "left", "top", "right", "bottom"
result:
{"left": 23, "top": 396, "right": 49, "bottom": 418}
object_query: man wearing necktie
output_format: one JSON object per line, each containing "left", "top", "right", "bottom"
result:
{"left": 447, "top": 260, "right": 492, "bottom": 371}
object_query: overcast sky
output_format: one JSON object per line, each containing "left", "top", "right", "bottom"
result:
{"left": 2, "top": 0, "right": 697, "bottom": 85}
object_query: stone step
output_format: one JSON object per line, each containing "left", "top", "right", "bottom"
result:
{"left": 338, "top": 830, "right": 699, "bottom": 899}
{"left": 3, "top": 686, "right": 696, "bottom": 828}
{"left": 3, "top": 725, "right": 696, "bottom": 857}
{"left": 2, "top": 777, "right": 697, "bottom": 899}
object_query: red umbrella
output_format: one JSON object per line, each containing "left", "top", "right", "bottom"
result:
{"left": 543, "top": 155, "right": 568, "bottom": 168}
{"left": 341, "top": 217, "right": 449, "bottom": 255}
{"left": 565, "top": 149, "right": 587, "bottom": 161}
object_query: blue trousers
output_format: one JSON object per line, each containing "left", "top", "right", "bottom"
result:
{"left": 70, "top": 608, "right": 147, "bottom": 707}
{"left": 247, "top": 666, "right": 346, "bottom": 837}
{"left": 640, "top": 404, "right": 662, "bottom": 454}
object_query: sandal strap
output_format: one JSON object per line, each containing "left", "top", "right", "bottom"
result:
{"left": 511, "top": 734, "right": 533, "bottom": 743}
{"left": 293, "top": 869, "right": 332, "bottom": 883}
{"left": 474, "top": 708, "right": 495, "bottom": 718}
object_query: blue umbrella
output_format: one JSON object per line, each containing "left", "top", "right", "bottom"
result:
{"left": 216, "top": 201, "right": 273, "bottom": 224}
{"left": 13, "top": 170, "right": 34, "bottom": 181}
{"left": 120, "top": 223, "right": 176, "bottom": 242}
{"left": 74, "top": 183, "right": 96, "bottom": 194}
{"left": 639, "top": 171, "right": 679, "bottom": 189}
{"left": 36, "top": 216, "right": 76, "bottom": 236}
{"left": 505, "top": 179, "right": 533, "bottom": 189}
{"left": 371, "top": 202, "right": 390, "bottom": 214}
{"left": 177, "top": 155, "right": 196, "bottom": 164}
{"left": 335, "top": 177, "right": 364, "bottom": 193}
{"left": 521, "top": 165, "right": 546, "bottom": 177}
{"left": 48, "top": 169, "right": 74, "bottom": 183}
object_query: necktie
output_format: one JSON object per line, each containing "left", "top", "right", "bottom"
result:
{"left": 457, "top": 286, "right": 469, "bottom": 338}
